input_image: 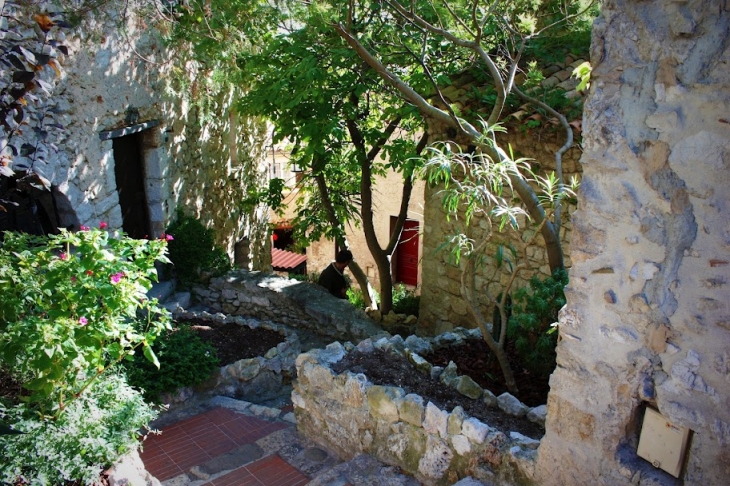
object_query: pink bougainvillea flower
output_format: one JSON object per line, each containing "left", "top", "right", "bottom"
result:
{"left": 110, "top": 272, "right": 125, "bottom": 284}
{"left": 80, "top": 225, "right": 89, "bottom": 231}
{"left": 71, "top": 276, "right": 77, "bottom": 282}
{"left": 99, "top": 221, "right": 108, "bottom": 229}
{"left": 165, "top": 234, "right": 174, "bottom": 241}
{"left": 59, "top": 252, "right": 68, "bottom": 260}
{"left": 79, "top": 317, "right": 88, "bottom": 326}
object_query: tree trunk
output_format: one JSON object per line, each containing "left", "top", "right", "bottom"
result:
{"left": 313, "top": 158, "right": 376, "bottom": 308}
{"left": 334, "top": 25, "right": 566, "bottom": 272}
{"left": 462, "top": 255, "right": 519, "bottom": 394}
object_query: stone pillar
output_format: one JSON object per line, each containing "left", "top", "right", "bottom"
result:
{"left": 536, "top": 1, "right": 730, "bottom": 485}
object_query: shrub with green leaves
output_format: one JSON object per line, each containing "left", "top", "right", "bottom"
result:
{"left": 166, "top": 209, "right": 231, "bottom": 285}
{"left": 0, "top": 372, "right": 157, "bottom": 486}
{"left": 392, "top": 284, "right": 420, "bottom": 317}
{"left": 346, "top": 284, "right": 420, "bottom": 317}
{"left": 347, "top": 285, "right": 373, "bottom": 309}
{"left": 507, "top": 268, "right": 568, "bottom": 378}
{"left": 0, "top": 227, "right": 171, "bottom": 416}
{"left": 123, "top": 325, "right": 219, "bottom": 402}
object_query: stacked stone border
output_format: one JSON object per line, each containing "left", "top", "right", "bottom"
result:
{"left": 160, "top": 310, "right": 302, "bottom": 406}
{"left": 192, "top": 270, "right": 385, "bottom": 344}
{"left": 293, "top": 332, "right": 548, "bottom": 486}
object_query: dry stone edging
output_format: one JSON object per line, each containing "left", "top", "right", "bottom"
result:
{"left": 193, "top": 270, "right": 387, "bottom": 344}
{"left": 157, "top": 309, "right": 302, "bottom": 408}
{"left": 401, "top": 328, "right": 546, "bottom": 427}
{"left": 293, "top": 334, "right": 544, "bottom": 486}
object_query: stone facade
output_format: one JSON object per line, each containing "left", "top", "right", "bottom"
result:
{"left": 420, "top": 123, "right": 583, "bottom": 334}
{"left": 416, "top": 59, "right": 586, "bottom": 334}
{"left": 535, "top": 1, "right": 730, "bottom": 485}
{"left": 2, "top": 2, "right": 270, "bottom": 267}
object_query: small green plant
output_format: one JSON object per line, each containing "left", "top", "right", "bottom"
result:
{"left": 123, "top": 325, "right": 219, "bottom": 402}
{"left": 0, "top": 372, "right": 157, "bottom": 486}
{"left": 0, "top": 226, "right": 171, "bottom": 417}
{"left": 346, "top": 283, "right": 420, "bottom": 316}
{"left": 289, "top": 270, "right": 319, "bottom": 283}
{"left": 507, "top": 268, "right": 568, "bottom": 378}
{"left": 392, "top": 284, "right": 420, "bottom": 317}
{"left": 572, "top": 61, "right": 592, "bottom": 91}
{"left": 347, "top": 285, "right": 375, "bottom": 309}
{"left": 166, "top": 209, "right": 231, "bottom": 285}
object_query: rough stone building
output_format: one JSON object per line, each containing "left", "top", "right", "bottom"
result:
{"left": 418, "top": 64, "right": 585, "bottom": 333}
{"left": 535, "top": 0, "right": 730, "bottom": 484}
{"left": 1, "top": 2, "right": 270, "bottom": 268}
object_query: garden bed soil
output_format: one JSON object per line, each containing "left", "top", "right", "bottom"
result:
{"left": 189, "top": 323, "right": 548, "bottom": 440}
{"left": 331, "top": 348, "right": 545, "bottom": 440}
{"left": 424, "top": 338, "right": 551, "bottom": 408}
{"left": 177, "top": 318, "right": 286, "bottom": 366}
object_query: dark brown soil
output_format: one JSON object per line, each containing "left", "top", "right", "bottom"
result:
{"left": 425, "top": 338, "right": 551, "bottom": 408}
{"left": 332, "top": 348, "right": 545, "bottom": 440}
{"left": 177, "top": 318, "right": 287, "bottom": 366}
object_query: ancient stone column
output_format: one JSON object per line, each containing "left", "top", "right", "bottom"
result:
{"left": 536, "top": 1, "right": 730, "bottom": 484}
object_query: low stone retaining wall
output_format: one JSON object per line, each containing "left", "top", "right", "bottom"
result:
{"left": 293, "top": 330, "right": 546, "bottom": 486}
{"left": 160, "top": 310, "right": 302, "bottom": 406}
{"left": 193, "top": 270, "right": 385, "bottom": 343}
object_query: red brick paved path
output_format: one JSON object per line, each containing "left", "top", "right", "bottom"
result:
{"left": 140, "top": 407, "right": 308, "bottom": 485}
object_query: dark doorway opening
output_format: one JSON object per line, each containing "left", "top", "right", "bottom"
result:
{"left": 273, "top": 226, "right": 295, "bottom": 251}
{"left": 113, "top": 133, "right": 149, "bottom": 239}
{"left": 392, "top": 217, "right": 419, "bottom": 286}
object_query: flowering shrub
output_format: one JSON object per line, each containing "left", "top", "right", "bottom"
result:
{"left": 0, "top": 226, "right": 171, "bottom": 416}
{"left": 0, "top": 372, "right": 158, "bottom": 485}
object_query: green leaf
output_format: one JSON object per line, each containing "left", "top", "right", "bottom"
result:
{"left": 143, "top": 344, "right": 160, "bottom": 369}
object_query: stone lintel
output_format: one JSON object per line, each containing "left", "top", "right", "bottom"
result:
{"left": 99, "top": 120, "right": 160, "bottom": 140}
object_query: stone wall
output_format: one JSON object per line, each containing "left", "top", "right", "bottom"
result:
{"left": 293, "top": 336, "right": 545, "bottom": 486}
{"left": 535, "top": 1, "right": 730, "bottom": 485}
{"left": 159, "top": 310, "right": 302, "bottom": 407}
{"left": 193, "top": 270, "right": 386, "bottom": 344}
{"left": 2, "top": 2, "right": 270, "bottom": 268}
{"left": 420, "top": 126, "right": 582, "bottom": 334}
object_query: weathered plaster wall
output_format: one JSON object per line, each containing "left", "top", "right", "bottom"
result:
{"left": 4, "top": 3, "right": 270, "bottom": 268}
{"left": 536, "top": 1, "right": 730, "bottom": 484}
{"left": 419, "top": 127, "right": 582, "bottom": 334}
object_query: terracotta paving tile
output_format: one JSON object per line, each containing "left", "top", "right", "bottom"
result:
{"left": 139, "top": 451, "right": 173, "bottom": 468}
{"left": 205, "top": 468, "right": 260, "bottom": 486}
{"left": 146, "top": 461, "right": 184, "bottom": 482}
{"left": 140, "top": 407, "right": 304, "bottom": 484}
{"left": 203, "top": 408, "right": 238, "bottom": 425}
{"left": 247, "top": 455, "right": 309, "bottom": 485}
{"left": 193, "top": 423, "right": 228, "bottom": 437}
{"left": 195, "top": 434, "right": 237, "bottom": 449}
{"left": 166, "top": 443, "right": 209, "bottom": 461}
{"left": 202, "top": 455, "right": 308, "bottom": 486}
